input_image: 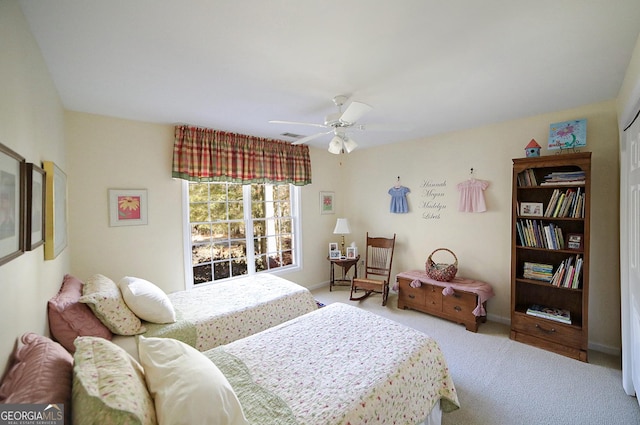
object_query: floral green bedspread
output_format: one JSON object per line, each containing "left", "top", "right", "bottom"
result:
{"left": 209, "top": 302, "right": 459, "bottom": 424}
{"left": 146, "top": 274, "right": 317, "bottom": 351}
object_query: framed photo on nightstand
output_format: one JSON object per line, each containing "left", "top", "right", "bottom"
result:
{"left": 329, "top": 243, "right": 340, "bottom": 259}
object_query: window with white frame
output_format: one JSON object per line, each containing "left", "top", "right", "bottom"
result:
{"left": 184, "top": 181, "right": 300, "bottom": 286}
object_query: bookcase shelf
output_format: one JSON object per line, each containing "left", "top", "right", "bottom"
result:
{"left": 510, "top": 152, "right": 591, "bottom": 362}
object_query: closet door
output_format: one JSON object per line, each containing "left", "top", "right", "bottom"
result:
{"left": 622, "top": 110, "right": 640, "bottom": 402}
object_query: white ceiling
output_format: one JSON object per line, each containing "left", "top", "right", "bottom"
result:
{"left": 18, "top": 1, "right": 640, "bottom": 151}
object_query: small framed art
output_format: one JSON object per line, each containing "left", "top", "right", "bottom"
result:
{"left": 520, "top": 202, "right": 543, "bottom": 217}
{"left": 109, "top": 189, "right": 148, "bottom": 227}
{"left": 566, "top": 233, "right": 584, "bottom": 251}
{"left": 548, "top": 119, "right": 586, "bottom": 151}
{"left": 329, "top": 242, "right": 340, "bottom": 259}
{"left": 25, "top": 163, "right": 45, "bottom": 251}
{"left": 320, "top": 191, "right": 335, "bottom": 214}
{"left": 43, "top": 161, "right": 67, "bottom": 260}
{"left": 0, "top": 143, "right": 25, "bottom": 266}
{"left": 346, "top": 246, "right": 357, "bottom": 259}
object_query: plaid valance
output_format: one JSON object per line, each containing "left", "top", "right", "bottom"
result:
{"left": 172, "top": 125, "right": 312, "bottom": 186}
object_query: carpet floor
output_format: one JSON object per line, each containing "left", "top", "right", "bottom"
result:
{"left": 312, "top": 285, "right": 640, "bottom": 425}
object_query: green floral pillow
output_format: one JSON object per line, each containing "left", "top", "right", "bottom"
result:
{"left": 72, "top": 337, "right": 156, "bottom": 425}
{"left": 79, "top": 274, "right": 146, "bottom": 335}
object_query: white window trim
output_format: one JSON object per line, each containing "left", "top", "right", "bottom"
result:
{"left": 181, "top": 180, "right": 302, "bottom": 290}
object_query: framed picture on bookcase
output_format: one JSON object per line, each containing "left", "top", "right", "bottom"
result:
{"left": 566, "top": 233, "right": 584, "bottom": 251}
{"left": 520, "top": 202, "right": 543, "bottom": 217}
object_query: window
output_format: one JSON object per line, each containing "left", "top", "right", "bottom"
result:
{"left": 184, "top": 181, "right": 301, "bottom": 287}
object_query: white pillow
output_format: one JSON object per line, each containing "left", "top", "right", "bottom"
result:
{"left": 138, "top": 337, "right": 249, "bottom": 425}
{"left": 118, "top": 277, "right": 176, "bottom": 324}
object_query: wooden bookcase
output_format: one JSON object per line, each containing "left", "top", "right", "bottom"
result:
{"left": 510, "top": 152, "right": 591, "bottom": 362}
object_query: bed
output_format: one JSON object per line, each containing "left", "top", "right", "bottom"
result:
{"left": 47, "top": 273, "right": 318, "bottom": 355}
{"left": 1, "top": 303, "right": 459, "bottom": 425}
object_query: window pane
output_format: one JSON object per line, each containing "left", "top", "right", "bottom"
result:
{"left": 213, "top": 241, "right": 230, "bottom": 259}
{"left": 189, "top": 202, "right": 210, "bottom": 222}
{"left": 191, "top": 224, "right": 212, "bottom": 244}
{"left": 253, "top": 220, "right": 266, "bottom": 238}
{"left": 230, "top": 221, "right": 245, "bottom": 239}
{"left": 227, "top": 184, "right": 243, "bottom": 201}
{"left": 214, "top": 261, "right": 230, "bottom": 280}
{"left": 193, "top": 264, "right": 212, "bottom": 285}
{"left": 192, "top": 243, "right": 212, "bottom": 265}
{"left": 228, "top": 201, "right": 243, "bottom": 220}
{"left": 211, "top": 222, "right": 229, "bottom": 240}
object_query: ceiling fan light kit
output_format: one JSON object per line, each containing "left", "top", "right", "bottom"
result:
{"left": 269, "top": 94, "right": 374, "bottom": 153}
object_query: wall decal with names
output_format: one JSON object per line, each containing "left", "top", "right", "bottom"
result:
{"left": 420, "top": 179, "right": 447, "bottom": 220}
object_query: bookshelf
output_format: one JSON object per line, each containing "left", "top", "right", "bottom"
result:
{"left": 510, "top": 152, "right": 591, "bottom": 362}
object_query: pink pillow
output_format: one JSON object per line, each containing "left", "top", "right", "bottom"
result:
{"left": 48, "top": 274, "right": 113, "bottom": 352}
{"left": 0, "top": 333, "right": 73, "bottom": 423}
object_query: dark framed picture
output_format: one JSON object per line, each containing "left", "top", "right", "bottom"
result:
{"left": 566, "top": 233, "right": 584, "bottom": 251}
{"left": 25, "top": 163, "right": 45, "bottom": 251}
{"left": 0, "top": 143, "right": 25, "bottom": 266}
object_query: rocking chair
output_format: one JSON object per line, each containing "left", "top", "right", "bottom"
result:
{"left": 349, "top": 232, "right": 396, "bottom": 306}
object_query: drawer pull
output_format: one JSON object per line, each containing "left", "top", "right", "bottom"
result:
{"left": 408, "top": 295, "right": 415, "bottom": 299}
{"left": 453, "top": 294, "right": 461, "bottom": 298}
{"left": 454, "top": 306, "right": 462, "bottom": 312}
{"left": 535, "top": 324, "right": 556, "bottom": 334}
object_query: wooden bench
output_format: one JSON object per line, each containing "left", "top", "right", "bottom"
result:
{"left": 396, "top": 270, "right": 495, "bottom": 332}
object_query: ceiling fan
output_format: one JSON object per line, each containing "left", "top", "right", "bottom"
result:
{"left": 269, "top": 95, "right": 373, "bottom": 154}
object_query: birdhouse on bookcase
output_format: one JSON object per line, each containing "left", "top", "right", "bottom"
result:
{"left": 525, "top": 139, "right": 541, "bottom": 157}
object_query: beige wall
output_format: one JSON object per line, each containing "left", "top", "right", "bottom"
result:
{"left": 2, "top": 0, "right": 637, "bottom": 363}
{"left": 65, "top": 112, "right": 341, "bottom": 291}
{"left": 0, "top": 1, "right": 69, "bottom": 363}
{"left": 66, "top": 102, "right": 621, "bottom": 353}
{"left": 341, "top": 101, "right": 620, "bottom": 352}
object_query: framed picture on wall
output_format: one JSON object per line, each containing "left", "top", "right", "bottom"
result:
{"left": 109, "top": 189, "right": 148, "bottom": 227}
{"left": 320, "top": 191, "right": 335, "bottom": 214}
{"left": 0, "top": 143, "right": 25, "bottom": 266}
{"left": 43, "top": 161, "right": 67, "bottom": 260}
{"left": 25, "top": 163, "right": 45, "bottom": 251}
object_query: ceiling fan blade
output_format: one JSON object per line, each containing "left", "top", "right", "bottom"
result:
{"left": 339, "top": 101, "right": 373, "bottom": 124}
{"left": 351, "top": 123, "right": 413, "bottom": 132}
{"left": 269, "top": 120, "right": 328, "bottom": 129}
{"left": 292, "top": 130, "right": 333, "bottom": 145}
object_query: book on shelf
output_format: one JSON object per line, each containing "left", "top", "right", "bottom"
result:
{"left": 526, "top": 304, "right": 572, "bottom": 324}
{"left": 516, "top": 219, "right": 563, "bottom": 249}
{"left": 517, "top": 169, "right": 538, "bottom": 187}
{"left": 542, "top": 188, "right": 585, "bottom": 218}
{"left": 550, "top": 254, "right": 582, "bottom": 288}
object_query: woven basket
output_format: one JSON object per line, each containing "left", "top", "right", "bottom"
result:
{"left": 426, "top": 248, "right": 458, "bottom": 282}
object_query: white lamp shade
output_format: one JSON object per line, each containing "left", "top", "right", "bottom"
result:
{"left": 328, "top": 136, "right": 343, "bottom": 154}
{"left": 343, "top": 137, "right": 358, "bottom": 153}
{"left": 333, "top": 218, "right": 351, "bottom": 234}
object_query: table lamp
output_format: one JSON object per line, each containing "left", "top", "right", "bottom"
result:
{"left": 333, "top": 218, "right": 351, "bottom": 256}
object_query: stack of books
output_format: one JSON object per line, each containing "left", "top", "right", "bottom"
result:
{"left": 526, "top": 304, "right": 571, "bottom": 324}
{"left": 540, "top": 171, "right": 586, "bottom": 185}
{"left": 523, "top": 262, "right": 553, "bottom": 282}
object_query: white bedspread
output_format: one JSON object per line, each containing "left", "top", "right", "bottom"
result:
{"left": 215, "top": 302, "right": 459, "bottom": 424}
{"left": 108, "top": 274, "right": 319, "bottom": 358}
